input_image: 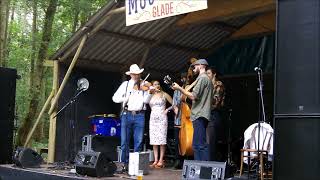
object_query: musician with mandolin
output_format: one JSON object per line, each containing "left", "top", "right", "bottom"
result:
{"left": 170, "top": 59, "right": 213, "bottom": 161}
{"left": 206, "top": 67, "right": 225, "bottom": 161}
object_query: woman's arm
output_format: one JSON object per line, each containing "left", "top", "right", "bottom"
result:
{"left": 164, "top": 92, "right": 173, "bottom": 105}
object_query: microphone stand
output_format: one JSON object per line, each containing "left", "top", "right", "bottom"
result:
{"left": 53, "top": 88, "right": 85, "bottom": 163}
{"left": 227, "top": 108, "right": 232, "bottom": 165}
{"left": 256, "top": 68, "right": 266, "bottom": 178}
{"left": 53, "top": 89, "right": 85, "bottom": 118}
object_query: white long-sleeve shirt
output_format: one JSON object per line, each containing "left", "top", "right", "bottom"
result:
{"left": 112, "top": 79, "right": 152, "bottom": 111}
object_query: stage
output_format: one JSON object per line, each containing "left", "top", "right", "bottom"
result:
{"left": 0, "top": 164, "right": 182, "bottom": 180}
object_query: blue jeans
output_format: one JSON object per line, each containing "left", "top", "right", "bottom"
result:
{"left": 207, "top": 110, "right": 221, "bottom": 161}
{"left": 192, "top": 117, "right": 209, "bottom": 161}
{"left": 120, "top": 111, "right": 145, "bottom": 164}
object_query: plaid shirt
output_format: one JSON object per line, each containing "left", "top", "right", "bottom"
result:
{"left": 212, "top": 80, "right": 225, "bottom": 110}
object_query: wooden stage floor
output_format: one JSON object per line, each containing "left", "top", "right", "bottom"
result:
{"left": 0, "top": 164, "right": 182, "bottom": 180}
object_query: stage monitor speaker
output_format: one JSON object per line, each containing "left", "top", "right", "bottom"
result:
{"left": 182, "top": 160, "right": 229, "bottom": 180}
{"left": 273, "top": 117, "right": 320, "bottom": 180}
{"left": 12, "top": 147, "right": 43, "bottom": 168}
{"left": 275, "top": 0, "right": 320, "bottom": 114}
{"left": 0, "top": 67, "right": 17, "bottom": 164}
{"left": 75, "top": 151, "right": 116, "bottom": 177}
{"left": 81, "top": 135, "right": 120, "bottom": 161}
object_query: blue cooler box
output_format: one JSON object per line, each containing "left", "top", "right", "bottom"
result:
{"left": 90, "top": 115, "right": 121, "bottom": 137}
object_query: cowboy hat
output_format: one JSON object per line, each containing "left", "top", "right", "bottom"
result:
{"left": 125, "top": 64, "right": 144, "bottom": 75}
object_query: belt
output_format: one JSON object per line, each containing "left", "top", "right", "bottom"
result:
{"left": 126, "top": 110, "right": 145, "bottom": 115}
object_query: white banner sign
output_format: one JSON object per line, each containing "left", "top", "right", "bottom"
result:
{"left": 125, "top": 0, "right": 207, "bottom": 26}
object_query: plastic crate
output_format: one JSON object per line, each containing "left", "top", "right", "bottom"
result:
{"left": 90, "top": 116, "right": 121, "bottom": 137}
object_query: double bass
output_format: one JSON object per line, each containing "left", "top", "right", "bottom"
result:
{"left": 179, "top": 57, "right": 197, "bottom": 156}
{"left": 179, "top": 80, "right": 197, "bottom": 156}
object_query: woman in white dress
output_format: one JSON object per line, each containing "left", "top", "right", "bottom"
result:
{"left": 149, "top": 80, "right": 173, "bottom": 168}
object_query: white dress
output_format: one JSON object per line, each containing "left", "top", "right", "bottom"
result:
{"left": 149, "top": 93, "right": 167, "bottom": 145}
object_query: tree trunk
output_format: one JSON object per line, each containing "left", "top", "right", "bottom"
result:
{"left": 30, "top": 0, "right": 38, "bottom": 77}
{"left": 16, "top": 0, "right": 58, "bottom": 146}
{"left": 0, "top": 0, "right": 9, "bottom": 67}
{"left": 5, "top": 0, "right": 13, "bottom": 60}
{"left": 32, "top": 0, "right": 43, "bottom": 142}
{"left": 72, "top": 0, "right": 80, "bottom": 33}
{"left": 79, "top": 1, "right": 92, "bottom": 26}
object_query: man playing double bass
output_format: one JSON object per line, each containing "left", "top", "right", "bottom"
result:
{"left": 172, "top": 59, "right": 213, "bottom": 161}
{"left": 171, "top": 72, "right": 187, "bottom": 169}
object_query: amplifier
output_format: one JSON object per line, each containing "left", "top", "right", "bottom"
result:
{"left": 128, "top": 152, "right": 150, "bottom": 176}
{"left": 182, "top": 160, "right": 228, "bottom": 180}
{"left": 82, "top": 134, "right": 94, "bottom": 152}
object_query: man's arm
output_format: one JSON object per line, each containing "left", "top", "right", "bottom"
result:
{"left": 172, "top": 83, "right": 196, "bottom": 100}
{"left": 112, "top": 81, "right": 127, "bottom": 103}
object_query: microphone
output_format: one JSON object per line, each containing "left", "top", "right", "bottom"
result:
{"left": 77, "top": 78, "right": 89, "bottom": 91}
{"left": 254, "top": 67, "right": 262, "bottom": 72}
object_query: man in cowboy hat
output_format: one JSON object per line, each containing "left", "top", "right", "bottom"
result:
{"left": 112, "top": 64, "right": 153, "bottom": 171}
{"left": 171, "top": 59, "right": 213, "bottom": 161}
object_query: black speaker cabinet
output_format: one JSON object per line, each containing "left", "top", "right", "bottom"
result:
{"left": 275, "top": 0, "right": 320, "bottom": 115}
{"left": 182, "top": 160, "right": 228, "bottom": 180}
{"left": 273, "top": 117, "right": 320, "bottom": 180}
{"left": 12, "top": 147, "right": 43, "bottom": 168}
{"left": 75, "top": 151, "right": 116, "bottom": 177}
{"left": 0, "top": 67, "right": 17, "bottom": 164}
{"left": 275, "top": 0, "right": 320, "bottom": 179}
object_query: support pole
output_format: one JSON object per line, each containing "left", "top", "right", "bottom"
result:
{"left": 48, "top": 60, "right": 59, "bottom": 163}
{"left": 23, "top": 90, "right": 55, "bottom": 147}
{"left": 48, "top": 34, "right": 88, "bottom": 115}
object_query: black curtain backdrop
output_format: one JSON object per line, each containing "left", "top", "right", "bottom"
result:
{"left": 207, "top": 34, "right": 275, "bottom": 75}
{"left": 55, "top": 64, "right": 121, "bottom": 162}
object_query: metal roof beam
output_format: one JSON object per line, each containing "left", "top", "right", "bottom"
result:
{"left": 67, "top": 58, "right": 178, "bottom": 75}
{"left": 98, "top": 29, "right": 206, "bottom": 54}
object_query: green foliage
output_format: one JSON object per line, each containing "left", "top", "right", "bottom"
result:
{"left": 7, "top": 0, "right": 108, "bottom": 146}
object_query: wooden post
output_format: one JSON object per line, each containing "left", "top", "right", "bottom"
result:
{"left": 23, "top": 90, "right": 54, "bottom": 147}
{"left": 48, "top": 60, "right": 59, "bottom": 163}
{"left": 48, "top": 34, "right": 87, "bottom": 115}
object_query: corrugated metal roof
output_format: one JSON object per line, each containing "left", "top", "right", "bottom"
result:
{"left": 51, "top": 1, "right": 256, "bottom": 76}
